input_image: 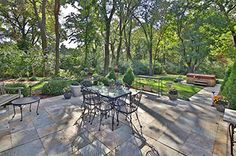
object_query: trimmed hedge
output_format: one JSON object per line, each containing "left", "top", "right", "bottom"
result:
{"left": 222, "top": 61, "right": 236, "bottom": 109}
{"left": 42, "top": 79, "right": 71, "bottom": 96}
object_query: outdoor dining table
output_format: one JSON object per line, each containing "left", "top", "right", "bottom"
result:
{"left": 223, "top": 108, "right": 236, "bottom": 155}
{"left": 87, "top": 85, "right": 132, "bottom": 130}
{"left": 87, "top": 85, "right": 131, "bottom": 100}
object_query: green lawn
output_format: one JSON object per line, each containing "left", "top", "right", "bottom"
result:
{"left": 133, "top": 75, "right": 203, "bottom": 101}
{"left": 31, "top": 81, "right": 47, "bottom": 91}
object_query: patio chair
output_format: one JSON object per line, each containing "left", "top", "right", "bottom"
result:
{"left": 114, "top": 92, "right": 143, "bottom": 133}
{"left": 97, "top": 98, "right": 113, "bottom": 131}
{"left": 81, "top": 88, "right": 101, "bottom": 124}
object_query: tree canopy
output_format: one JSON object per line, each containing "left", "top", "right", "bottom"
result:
{"left": 0, "top": 0, "right": 235, "bottom": 78}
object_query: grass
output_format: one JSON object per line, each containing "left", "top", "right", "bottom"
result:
{"left": 31, "top": 81, "right": 47, "bottom": 91}
{"left": 133, "top": 75, "right": 203, "bottom": 101}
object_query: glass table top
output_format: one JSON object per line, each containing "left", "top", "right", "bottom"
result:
{"left": 87, "top": 85, "right": 131, "bottom": 99}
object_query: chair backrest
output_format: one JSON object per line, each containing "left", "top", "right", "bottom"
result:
{"left": 132, "top": 92, "right": 142, "bottom": 106}
{"left": 81, "top": 88, "right": 100, "bottom": 104}
{"left": 81, "top": 80, "right": 93, "bottom": 88}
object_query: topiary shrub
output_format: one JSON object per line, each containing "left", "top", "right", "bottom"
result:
{"left": 123, "top": 67, "right": 135, "bottom": 86}
{"left": 5, "top": 83, "right": 30, "bottom": 97}
{"left": 42, "top": 80, "right": 70, "bottom": 96}
{"left": 222, "top": 61, "right": 236, "bottom": 109}
{"left": 106, "top": 70, "right": 116, "bottom": 80}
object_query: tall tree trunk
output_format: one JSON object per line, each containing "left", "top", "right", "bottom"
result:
{"left": 104, "top": 22, "right": 110, "bottom": 75}
{"left": 116, "top": 17, "right": 123, "bottom": 66}
{"left": 149, "top": 24, "right": 153, "bottom": 76}
{"left": 41, "top": 0, "right": 48, "bottom": 76}
{"left": 54, "top": 0, "right": 60, "bottom": 75}
{"left": 125, "top": 21, "right": 132, "bottom": 60}
{"left": 102, "top": 0, "right": 116, "bottom": 75}
{"left": 231, "top": 29, "right": 236, "bottom": 48}
{"left": 149, "top": 41, "right": 153, "bottom": 75}
{"left": 31, "top": 0, "right": 48, "bottom": 77}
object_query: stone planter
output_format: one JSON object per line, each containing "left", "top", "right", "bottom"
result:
{"left": 70, "top": 85, "right": 81, "bottom": 97}
{"left": 168, "top": 94, "right": 178, "bottom": 101}
{"left": 64, "top": 92, "right": 72, "bottom": 99}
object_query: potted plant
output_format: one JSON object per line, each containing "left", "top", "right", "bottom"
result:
{"left": 213, "top": 95, "right": 228, "bottom": 112}
{"left": 70, "top": 81, "right": 81, "bottom": 97}
{"left": 168, "top": 88, "right": 178, "bottom": 101}
{"left": 63, "top": 86, "right": 72, "bottom": 99}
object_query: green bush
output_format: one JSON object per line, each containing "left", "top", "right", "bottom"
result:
{"left": 106, "top": 70, "right": 116, "bottom": 80}
{"left": 123, "top": 67, "right": 135, "bottom": 86}
{"left": 5, "top": 83, "right": 30, "bottom": 97}
{"left": 153, "top": 62, "right": 164, "bottom": 75}
{"left": 131, "top": 60, "right": 149, "bottom": 75}
{"left": 222, "top": 61, "right": 236, "bottom": 109}
{"left": 221, "top": 67, "right": 232, "bottom": 92}
{"left": 42, "top": 80, "right": 70, "bottom": 95}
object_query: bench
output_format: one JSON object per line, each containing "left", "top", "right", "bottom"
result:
{"left": 186, "top": 73, "right": 216, "bottom": 87}
{"left": 0, "top": 83, "right": 22, "bottom": 107}
{"left": 193, "top": 80, "right": 208, "bottom": 86}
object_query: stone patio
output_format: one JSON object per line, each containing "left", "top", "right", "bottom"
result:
{"left": 0, "top": 84, "right": 232, "bottom": 156}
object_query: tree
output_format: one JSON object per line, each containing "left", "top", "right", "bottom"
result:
{"left": 54, "top": 0, "right": 60, "bottom": 75}
{"left": 65, "top": 0, "right": 99, "bottom": 67}
{"left": 30, "top": 0, "right": 48, "bottom": 76}
{"left": 133, "top": 0, "right": 169, "bottom": 75}
{"left": 0, "top": 0, "right": 38, "bottom": 50}
{"left": 99, "top": 0, "right": 116, "bottom": 75}
{"left": 213, "top": 0, "right": 236, "bottom": 48}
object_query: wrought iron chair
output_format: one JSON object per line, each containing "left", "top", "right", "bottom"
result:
{"left": 114, "top": 91, "right": 143, "bottom": 133}
{"left": 97, "top": 98, "right": 113, "bottom": 131}
{"left": 81, "top": 88, "right": 101, "bottom": 124}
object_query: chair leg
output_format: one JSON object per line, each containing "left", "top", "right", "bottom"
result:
{"left": 90, "top": 108, "right": 96, "bottom": 125}
{"left": 135, "top": 112, "right": 142, "bottom": 128}
{"left": 99, "top": 112, "right": 104, "bottom": 131}
{"left": 129, "top": 114, "right": 134, "bottom": 134}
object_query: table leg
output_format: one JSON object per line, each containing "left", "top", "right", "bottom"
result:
{"left": 29, "top": 104, "right": 32, "bottom": 112}
{"left": 12, "top": 105, "right": 16, "bottom": 119}
{"left": 112, "top": 109, "right": 114, "bottom": 131}
{"left": 36, "top": 100, "right": 40, "bottom": 115}
{"left": 20, "top": 106, "right": 23, "bottom": 121}
{"left": 116, "top": 111, "right": 119, "bottom": 126}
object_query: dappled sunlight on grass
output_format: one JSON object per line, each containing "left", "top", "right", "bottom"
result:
{"left": 133, "top": 76, "right": 203, "bottom": 100}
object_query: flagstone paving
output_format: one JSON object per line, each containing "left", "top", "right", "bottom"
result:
{"left": 0, "top": 84, "right": 232, "bottom": 156}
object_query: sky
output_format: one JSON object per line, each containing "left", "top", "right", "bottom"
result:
{"left": 60, "top": 4, "right": 78, "bottom": 49}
